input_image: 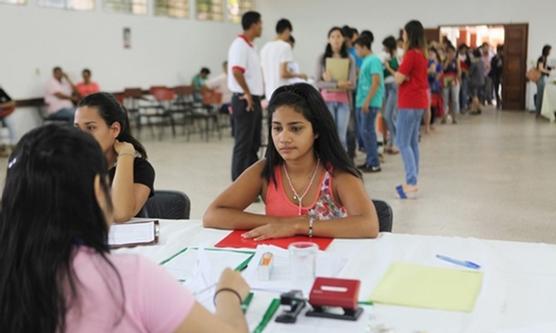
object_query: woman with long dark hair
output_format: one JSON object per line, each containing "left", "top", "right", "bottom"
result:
{"left": 394, "top": 20, "right": 429, "bottom": 199}
{"left": 204, "top": 83, "right": 378, "bottom": 239}
{"left": 0, "top": 125, "right": 250, "bottom": 332}
{"left": 75, "top": 92, "right": 154, "bottom": 222}
{"left": 314, "top": 26, "right": 356, "bottom": 152}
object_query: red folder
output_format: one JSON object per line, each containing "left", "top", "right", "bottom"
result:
{"left": 214, "top": 230, "right": 333, "bottom": 251}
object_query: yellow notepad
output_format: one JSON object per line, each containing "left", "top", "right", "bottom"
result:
{"left": 370, "top": 262, "right": 483, "bottom": 312}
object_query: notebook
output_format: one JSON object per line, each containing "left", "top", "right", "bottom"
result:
{"left": 370, "top": 262, "right": 483, "bottom": 312}
{"left": 108, "top": 220, "right": 159, "bottom": 248}
{"left": 325, "top": 58, "right": 350, "bottom": 81}
{"left": 214, "top": 230, "right": 333, "bottom": 251}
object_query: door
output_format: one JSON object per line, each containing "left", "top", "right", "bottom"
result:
{"left": 502, "top": 24, "right": 528, "bottom": 110}
{"left": 424, "top": 28, "right": 440, "bottom": 44}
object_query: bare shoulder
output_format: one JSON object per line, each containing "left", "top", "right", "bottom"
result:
{"left": 331, "top": 169, "right": 363, "bottom": 186}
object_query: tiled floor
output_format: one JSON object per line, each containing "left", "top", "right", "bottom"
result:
{"left": 2, "top": 108, "right": 555, "bottom": 243}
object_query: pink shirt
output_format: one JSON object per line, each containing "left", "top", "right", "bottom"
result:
{"left": 44, "top": 78, "right": 74, "bottom": 114}
{"left": 65, "top": 247, "right": 194, "bottom": 333}
{"left": 320, "top": 90, "right": 349, "bottom": 104}
{"left": 265, "top": 166, "right": 347, "bottom": 220}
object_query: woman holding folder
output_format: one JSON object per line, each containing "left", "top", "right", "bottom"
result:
{"left": 0, "top": 125, "right": 250, "bottom": 333}
{"left": 315, "top": 26, "right": 357, "bottom": 152}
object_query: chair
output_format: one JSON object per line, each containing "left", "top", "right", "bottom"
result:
{"left": 372, "top": 199, "right": 393, "bottom": 232}
{"left": 122, "top": 87, "right": 146, "bottom": 131}
{"left": 141, "top": 190, "right": 191, "bottom": 219}
{"left": 137, "top": 86, "right": 177, "bottom": 139}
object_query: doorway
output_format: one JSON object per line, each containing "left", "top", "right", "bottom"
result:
{"left": 424, "top": 23, "right": 528, "bottom": 111}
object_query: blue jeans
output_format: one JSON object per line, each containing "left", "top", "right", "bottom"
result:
{"left": 383, "top": 83, "right": 398, "bottom": 147}
{"left": 49, "top": 107, "right": 75, "bottom": 123}
{"left": 536, "top": 76, "right": 546, "bottom": 114}
{"left": 326, "top": 101, "right": 350, "bottom": 151}
{"left": 357, "top": 107, "right": 380, "bottom": 167}
{"left": 396, "top": 109, "right": 424, "bottom": 186}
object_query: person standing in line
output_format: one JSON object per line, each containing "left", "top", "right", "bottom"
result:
{"left": 468, "top": 48, "right": 486, "bottom": 115}
{"left": 227, "top": 11, "right": 264, "bottom": 182}
{"left": 394, "top": 20, "right": 429, "bottom": 199}
{"left": 489, "top": 45, "right": 504, "bottom": 109}
{"left": 315, "top": 27, "right": 356, "bottom": 153}
{"left": 441, "top": 44, "right": 461, "bottom": 124}
{"left": 382, "top": 35, "right": 400, "bottom": 154}
{"left": 260, "top": 18, "right": 307, "bottom": 101}
{"left": 354, "top": 34, "right": 384, "bottom": 173}
{"left": 536, "top": 44, "right": 552, "bottom": 116}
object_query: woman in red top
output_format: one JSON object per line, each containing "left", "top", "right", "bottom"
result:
{"left": 394, "top": 20, "right": 428, "bottom": 199}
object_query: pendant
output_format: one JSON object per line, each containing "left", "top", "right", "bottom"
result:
{"left": 293, "top": 195, "right": 299, "bottom": 202}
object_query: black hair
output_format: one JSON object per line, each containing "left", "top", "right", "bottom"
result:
{"left": 458, "top": 43, "right": 469, "bottom": 51}
{"left": 78, "top": 92, "right": 148, "bottom": 159}
{"left": 351, "top": 27, "right": 359, "bottom": 35}
{"left": 200, "top": 67, "right": 211, "bottom": 75}
{"left": 428, "top": 47, "right": 441, "bottom": 61}
{"left": 241, "top": 11, "right": 261, "bottom": 31}
{"left": 542, "top": 44, "right": 552, "bottom": 57}
{"left": 446, "top": 44, "right": 456, "bottom": 53}
{"left": 262, "top": 83, "right": 361, "bottom": 184}
{"left": 360, "top": 30, "right": 374, "bottom": 44}
{"left": 289, "top": 35, "right": 295, "bottom": 46}
{"left": 53, "top": 66, "right": 62, "bottom": 72}
{"left": 0, "top": 125, "right": 124, "bottom": 332}
{"left": 276, "top": 18, "right": 292, "bottom": 34}
{"left": 354, "top": 36, "right": 371, "bottom": 49}
{"left": 404, "top": 20, "right": 426, "bottom": 51}
{"left": 341, "top": 25, "right": 353, "bottom": 39}
{"left": 472, "top": 48, "right": 482, "bottom": 58}
{"left": 382, "top": 35, "right": 397, "bottom": 55}
{"left": 82, "top": 68, "right": 91, "bottom": 75}
{"left": 321, "top": 26, "right": 348, "bottom": 65}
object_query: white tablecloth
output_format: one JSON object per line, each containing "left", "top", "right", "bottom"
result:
{"left": 115, "top": 220, "right": 556, "bottom": 333}
{"left": 541, "top": 82, "right": 556, "bottom": 122}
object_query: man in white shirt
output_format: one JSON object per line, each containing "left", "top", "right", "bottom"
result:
{"left": 207, "top": 61, "right": 234, "bottom": 135}
{"left": 44, "top": 67, "right": 77, "bottom": 123}
{"left": 227, "top": 11, "right": 264, "bottom": 181}
{"left": 260, "top": 19, "right": 307, "bottom": 101}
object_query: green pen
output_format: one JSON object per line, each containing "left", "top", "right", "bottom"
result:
{"left": 242, "top": 292, "right": 254, "bottom": 313}
{"left": 252, "top": 298, "right": 280, "bottom": 333}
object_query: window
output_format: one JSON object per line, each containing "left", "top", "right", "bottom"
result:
{"left": 104, "top": 0, "right": 147, "bottom": 15}
{"left": 38, "top": 0, "right": 94, "bottom": 10}
{"left": 155, "top": 0, "right": 189, "bottom": 18}
{"left": 226, "top": 0, "right": 254, "bottom": 23}
{"left": 0, "top": 0, "right": 27, "bottom": 5}
{"left": 196, "top": 0, "right": 223, "bottom": 21}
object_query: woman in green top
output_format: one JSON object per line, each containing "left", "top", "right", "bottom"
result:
{"left": 382, "top": 36, "right": 400, "bottom": 154}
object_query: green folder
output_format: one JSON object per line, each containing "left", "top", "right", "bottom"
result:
{"left": 370, "top": 262, "right": 483, "bottom": 312}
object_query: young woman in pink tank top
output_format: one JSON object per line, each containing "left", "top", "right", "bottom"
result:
{"left": 204, "top": 83, "right": 379, "bottom": 240}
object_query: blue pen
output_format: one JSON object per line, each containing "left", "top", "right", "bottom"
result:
{"left": 436, "top": 255, "right": 481, "bottom": 269}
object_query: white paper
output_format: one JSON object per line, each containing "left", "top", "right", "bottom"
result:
{"left": 162, "top": 248, "right": 253, "bottom": 312}
{"left": 108, "top": 221, "right": 155, "bottom": 246}
{"left": 243, "top": 245, "right": 348, "bottom": 295}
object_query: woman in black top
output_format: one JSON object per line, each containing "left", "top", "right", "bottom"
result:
{"left": 536, "top": 44, "right": 552, "bottom": 115}
{"left": 75, "top": 92, "right": 154, "bottom": 222}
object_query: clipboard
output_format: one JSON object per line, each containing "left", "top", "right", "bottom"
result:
{"left": 108, "top": 220, "right": 160, "bottom": 249}
{"left": 214, "top": 230, "right": 333, "bottom": 251}
{"left": 325, "top": 58, "right": 350, "bottom": 82}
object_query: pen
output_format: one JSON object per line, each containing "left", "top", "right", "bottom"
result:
{"left": 436, "top": 255, "right": 481, "bottom": 269}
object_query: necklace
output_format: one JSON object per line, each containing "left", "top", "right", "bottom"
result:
{"left": 282, "top": 159, "right": 320, "bottom": 215}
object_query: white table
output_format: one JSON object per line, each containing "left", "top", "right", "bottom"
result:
{"left": 115, "top": 220, "right": 556, "bottom": 333}
{"left": 541, "top": 81, "right": 556, "bottom": 122}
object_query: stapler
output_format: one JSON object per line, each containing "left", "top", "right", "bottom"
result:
{"left": 274, "top": 290, "right": 306, "bottom": 323}
{"left": 305, "top": 277, "right": 364, "bottom": 321}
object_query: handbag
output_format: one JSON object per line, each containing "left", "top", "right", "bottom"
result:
{"left": 526, "top": 67, "right": 542, "bottom": 82}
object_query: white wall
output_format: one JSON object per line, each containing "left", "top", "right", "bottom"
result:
{"left": 0, "top": 1, "right": 241, "bottom": 99}
{"left": 0, "top": 1, "right": 242, "bottom": 140}
{"left": 255, "top": 0, "right": 556, "bottom": 87}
